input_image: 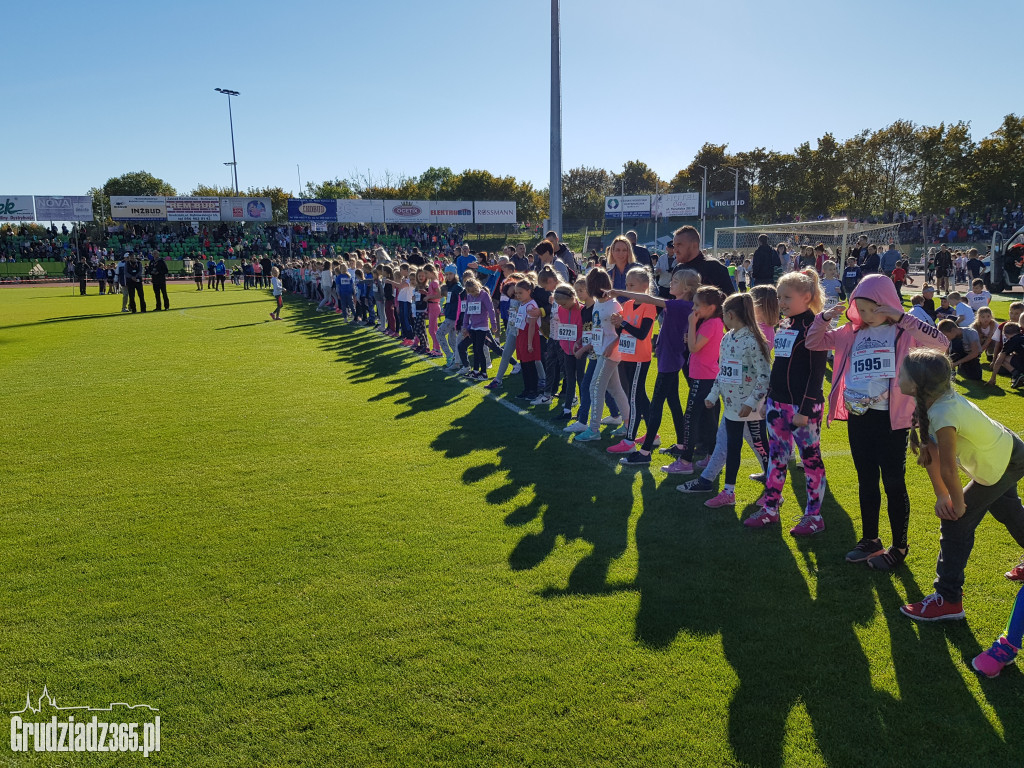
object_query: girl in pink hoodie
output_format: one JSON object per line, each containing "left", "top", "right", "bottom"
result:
{"left": 806, "top": 274, "right": 948, "bottom": 570}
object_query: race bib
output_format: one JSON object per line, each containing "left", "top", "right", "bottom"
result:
{"left": 585, "top": 329, "right": 604, "bottom": 349}
{"left": 849, "top": 346, "right": 896, "bottom": 383}
{"left": 618, "top": 333, "right": 637, "bottom": 355}
{"left": 515, "top": 308, "right": 528, "bottom": 330}
{"left": 413, "top": 291, "right": 421, "bottom": 302}
{"left": 467, "top": 301, "right": 482, "bottom": 314}
{"left": 824, "top": 297, "right": 840, "bottom": 312}
{"left": 719, "top": 358, "right": 743, "bottom": 384}
{"left": 460, "top": 301, "right": 467, "bottom": 314}
{"left": 774, "top": 329, "right": 799, "bottom": 358}
{"left": 556, "top": 324, "right": 578, "bottom": 342}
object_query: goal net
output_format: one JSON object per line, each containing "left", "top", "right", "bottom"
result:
{"left": 712, "top": 219, "right": 902, "bottom": 267}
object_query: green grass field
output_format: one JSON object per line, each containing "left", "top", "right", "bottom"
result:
{"left": 2, "top": 284, "right": 1023, "bottom": 767}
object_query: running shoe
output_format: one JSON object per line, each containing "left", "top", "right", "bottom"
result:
{"left": 676, "top": 477, "right": 714, "bottom": 493}
{"left": 749, "top": 472, "right": 767, "bottom": 483}
{"left": 790, "top": 514, "right": 825, "bottom": 536}
{"left": 845, "top": 538, "right": 884, "bottom": 564}
{"left": 600, "top": 415, "right": 624, "bottom": 426}
{"left": 563, "top": 421, "right": 589, "bottom": 433}
{"left": 606, "top": 439, "right": 636, "bottom": 454}
{"left": 575, "top": 428, "right": 602, "bottom": 442}
{"left": 484, "top": 380, "right": 502, "bottom": 391}
{"left": 900, "top": 593, "right": 965, "bottom": 622}
{"left": 635, "top": 433, "right": 661, "bottom": 447}
{"left": 660, "top": 444, "right": 685, "bottom": 457}
{"left": 705, "top": 491, "right": 735, "bottom": 509}
{"left": 661, "top": 459, "right": 694, "bottom": 474}
{"left": 972, "top": 637, "right": 1019, "bottom": 678}
{"left": 531, "top": 394, "right": 553, "bottom": 406}
{"left": 743, "top": 508, "right": 780, "bottom": 527}
{"left": 620, "top": 450, "right": 652, "bottom": 466}
{"left": 1006, "top": 558, "right": 1024, "bottom": 582}
{"left": 867, "top": 547, "right": 907, "bottom": 572}
{"left": 609, "top": 424, "right": 628, "bottom": 437}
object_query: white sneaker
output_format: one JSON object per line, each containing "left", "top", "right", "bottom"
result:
{"left": 600, "top": 415, "right": 624, "bottom": 426}
{"left": 512, "top": 363, "right": 522, "bottom": 374}
{"left": 531, "top": 394, "right": 552, "bottom": 406}
{"left": 457, "top": 366, "right": 472, "bottom": 375}
{"left": 563, "top": 421, "right": 588, "bottom": 433}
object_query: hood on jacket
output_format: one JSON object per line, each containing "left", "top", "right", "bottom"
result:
{"left": 846, "top": 274, "right": 902, "bottom": 330}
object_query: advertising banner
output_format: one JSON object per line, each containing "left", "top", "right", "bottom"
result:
{"left": 33, "top": 195, "right": 94, "bottom": 221}
{"left": 0, "top": 196, "right": 37, "bottom": 221}
{"left": 651, "top": 192, "right": 700, "bottom": 219}
{"left": 110, "top": 196, "right": 167, "bottom": 221}
{"left": 336, "top": 199, "right": 386, "bottom": 223}
{"left": 473, "top": 201, "right": 517, "bottom": 224}
{"left": 166, "top": 197, "right": 221, "bottom": 222}
{"left": 706, "top": 191, "right": 750, "bottom": 212}
{"left": 604, "top": 195, "right": 651, "bottom": 220}
{"left": 287, "top": 199, "right": 338, "bottom": 222}
{"left": 220, "top": 197, "right": 273, "bottom": 222}
{"left": 427, "top": 201, "right": 474, "bottom": 223}
{"left": 383, "top": 200, "right": 433, "bottom": 224}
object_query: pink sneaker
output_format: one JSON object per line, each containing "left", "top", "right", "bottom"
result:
{"left": 743, "top": 508, "right": 779, "bottom": 528}
{"left": 972, "top": 636, "right": 1019, "bottom": 678}
{"left": 661, "top": 459, "right": 694, "bottom": 474}
{"left": 790, "top": 514, "right": 825, "bottom": 536}
{"left": 607, "top": 439, "right": 636, "bottom": 454}
{"left": 695, "top": 456, "right": 710, "bottom": 470}
{"left": 705, "top": 490, "right": 735, "bottom": 508}
{"left": 635, "top": 433, "right": 661, "bottom": 447}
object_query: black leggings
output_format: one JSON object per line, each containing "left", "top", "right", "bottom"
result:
{"left": 681, "top": 378, "right": 718, "bottom": 462}
{"left": 641, "top": 371, "right": 685, "bottom": 452}
{"left": 413, "top": 314, "right": 427, "bottom": 349}
{"left": 848, "top": 408, "right": 910, "bottom": 549}
{"left": 472, "top": 329, "right": 502, "bottom": 373}
{"left": 618, "top": 360, "right": 651, "bottom": 441}
{"left": 724, "top": 418, "right": 769, "bottom": 486}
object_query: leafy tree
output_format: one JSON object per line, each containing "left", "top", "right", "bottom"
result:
{"left": 613, "top": 160, "right": 662, "bottom": 196}
{"left": 562, "top": 166, "right": 612, "bottom": 221}
{"left": 189, "top": 184, "right": 237, "bottom": 197}
{"left": 868, "top": 120, "right": 921, "bottom": 215}
{"left": 969, "top": 114, "right": 1024, "bottom": 210}
{"left": 103, "top": 171, "right": 177, "bottom": 198}
{"left": 303, "top": 178, "right": 355, "bottom": 199}
{"left": 918, "top": 122, "right": 974, "bottom": 214}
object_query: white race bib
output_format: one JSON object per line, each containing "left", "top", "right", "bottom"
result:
{"left": 849, "top": 346, "right": 896, "bottom": 384}
{"left": 413, "top": 291, "right": 421, "bottom": 302}
{"left": 460, "top": 301, "right": 467, "bottom": 313}
{"left": 467, "top": 301, "right": 482, "bottom": 315}
{"left": 774, "top": 329, "right": 799, "bottom": 358}
{"left": 719, "top": 358, "right": 743, "bottom": 384}
{"left": 617, "top": 333, "right": 637, "bottom": 355}
{"left": 557, "top": 324, "right": 578, "bottom": 342}
{"left": 515, "top": 308, "right": 528, "bottom": 330}
{"left": 585, "top": 329, "right": 604, "bottom": 349}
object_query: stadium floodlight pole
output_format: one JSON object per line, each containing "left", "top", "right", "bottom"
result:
{"left": 549, "top": 0, "right": 562, "bottom": 239}
{"left": 726, "top": 167, "right": 740, "bottom": 251}
{"left": 224, "top": 162, "right": 235, "bottom": 189}
{"left": 697, "top": 165, "right": 708, "bottom": 248}
{"left": 214, "top": 88, "right": 240, "bottom": 194}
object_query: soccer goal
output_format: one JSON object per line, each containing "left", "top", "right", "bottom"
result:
{"left": 712, "top": 219, "right": 902, "bottom": 265}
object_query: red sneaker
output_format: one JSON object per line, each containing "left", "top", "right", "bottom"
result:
{"left": 900, "top": 592, "right": 965, "bottom": 622}
{"left": 1005, "top": 560, "right": 1024, "bottom": 582}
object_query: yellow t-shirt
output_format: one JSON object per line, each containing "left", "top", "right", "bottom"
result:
{"left": 928, "top": 390, "right": 1013, "bottom": 486}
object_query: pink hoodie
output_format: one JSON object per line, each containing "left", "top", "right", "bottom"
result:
{"left": 805, "top": 274, "right": 948, "bottom": 429}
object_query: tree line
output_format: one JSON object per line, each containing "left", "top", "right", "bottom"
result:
{"left": 84, "top": 114, "right": 1022, "bottom": 230}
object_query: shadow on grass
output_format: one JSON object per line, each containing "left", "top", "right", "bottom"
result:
{"left": 277, "top": 293, "right": 1022, "bottom": 766}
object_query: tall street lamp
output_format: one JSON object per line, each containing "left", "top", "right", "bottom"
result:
{"left": 214, "top": 88, "right": 240, "bottom": 194}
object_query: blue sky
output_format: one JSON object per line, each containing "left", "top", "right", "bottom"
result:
{"left": 5, "top": 0, "right": 1022, "bottom": 197}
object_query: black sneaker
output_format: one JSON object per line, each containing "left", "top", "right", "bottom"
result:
{"left": 620, "top": 450, "right": 652, "bottom": 466}
{"left": 555, "top": 409, "right": 573, "bottom": 421}
{"left": 845, "top": 538, "right": 884, "bottom": 564}
{"left": 749, "top": 472, "right": 766, "bottom": 483}
{"left": 659, "top": 444, "right": 685, "bottom": 458}
{"left": 516, "top": 391, "right": 537, "bottom": 401}
{"left": 867, "top": 546, "right": 907, "bottom": 572}
{"left": 676, "top": 477, "right": 715, "bottom": 493}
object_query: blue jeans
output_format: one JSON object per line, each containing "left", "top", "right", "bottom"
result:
{"left": 574, "top": 356, "right": 620, "bottom": 423}
{"left": 399, "top": 301, "right": 413, "bottom": 338}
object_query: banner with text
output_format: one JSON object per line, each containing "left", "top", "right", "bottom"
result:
{"left": 651, "top": 192, "right": 700, "bottom": 219}
{"left": 110, "top": 196, "right": 167, "bottom": 221}
{"left": 706, "top": 191, "right": 750, "bottom": 212}
{"left": 166, "top": 197, "right": 221, "bottom": 222}
{"left": 427, "top": 201, "right": 474, "bottom": 223}
{"left": 220, "top": 197, "right": 273, "bottom": 222}
{"left": 287, "top": 199, "right": 338, "bottom": 222}
{"left": 604, "top": 195, "right": 652, "bottom": 220}
{"left": 34, "top": 196, "right": 94, "bottom": 221}
{"left": 473, "top": 201, "right": 517, "bottom": 224}
{"left": 0, "top": 196, "right": 37, "bottom": 221}
{"left": 337, "top": 199, "right": 386, "bottom": 223}
{"left": 383, "top": 200, "right": 433, "bottom": 224}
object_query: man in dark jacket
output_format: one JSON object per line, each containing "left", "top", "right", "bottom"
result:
{"left": 749, "top": 234, "right": 778, "bottom": 287}
{"left": 545, "top": 231, "right": 577, "bottom": 277}
{"left": 625, "top": 230, "right": 653, "bottom": 268}
{"left": 74, "top": 258, "right": 88, "bottom": 295}
{"left": 125, "top": 252, "right": 147, "bottom": 313}
{"left": 149, "top": 253, "right": 169, "bottom": 310}
{"left": 670, "top": 225, "right": 734, "bottom": 296}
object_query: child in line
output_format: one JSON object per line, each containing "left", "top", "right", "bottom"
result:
{"left": 424, "top": 264, "right": 443, "bottom": 357}
{"left": 745, "top": 269, "right": 828, "bottom": 535}
{"left": 439, "top": 266, "right": 464, "bottom": 369}
{"left": 808, "top": 274, "right": 948, "bottom": 569}
{"left": 552, "top": 283, "right": 585, "bottom": 419}
{"left": 564, "top": 278, "right": 623, "bottom": 432}
{"left": 700, "top": 293, "right": 772, "bottom": 508}
{"left": 899, "top": 349, "right": 1024, "bottom": 622}
{"left": 948, "top": 291, "right": 975, "bottom": 327}
{"left": 607, "top": 267, "right": 658, "bottom": 453}
{"left": 411, "top": 269, "right": 431, "bottom": 354}
{"left": 269, "top": 267, "right": 283, "bottom": 321}
{"left": 576, "top": 268, "right": 631, "bottom": 442}
{"left": 678, "top": 284, "right": 778, "bottom": 489}
{"left": 938, "top": 319, "right": 983, "bottom": 381}
{"left": 514, "top": 279, "right": 541, "bottom": 399}
{"left": 485, "top": 276, "right": 525, "bottom": 389}
{"left": 458, "top": 278, "right": 501, "bottom": 381}
{"left": 335, "top": 264, "right": 355, "bottom": 319}
{"left": 615, "top": 269, "right": 700, "bottom": 465}
{"left": 662, "top": 286, "right": 726, "bottom": 473}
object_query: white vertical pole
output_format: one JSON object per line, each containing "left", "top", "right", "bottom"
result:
{"left": 549, "top": 0, "right": 562, "bottom": 238}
